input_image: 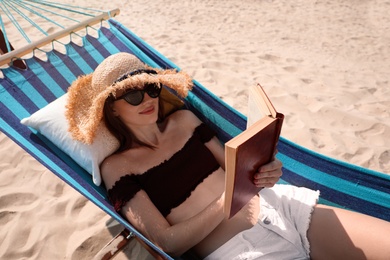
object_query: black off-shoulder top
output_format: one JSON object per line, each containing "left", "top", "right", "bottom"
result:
{"left": 107, "top": 123, "right": 220, "bottom": 217}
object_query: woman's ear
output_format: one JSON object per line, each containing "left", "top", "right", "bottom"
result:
{"left": 110, "top": 102, "right": 119, "bottom": 117}
{"left": 112, "top": 107, "right": 119, "bottom": 117}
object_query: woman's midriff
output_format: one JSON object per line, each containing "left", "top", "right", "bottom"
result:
{"left": 193, "top": 194, "right": 260, "bottom": 258}
{"left": 166, "top": 168, "right": 261, "bottom": 258}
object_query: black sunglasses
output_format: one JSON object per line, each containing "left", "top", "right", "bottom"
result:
{"left": 114, "top": 69, "right": 162, "bottom": 106}
{"left": 116, "top": 83, "right": 162, "bottom": 106}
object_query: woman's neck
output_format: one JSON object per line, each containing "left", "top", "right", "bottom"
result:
{"left": 128, "top": 123, "right": 164, "bottom": 147}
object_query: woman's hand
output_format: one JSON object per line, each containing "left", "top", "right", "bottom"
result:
{"left": 253, "top": 157, "right": 283, "bottom": 188}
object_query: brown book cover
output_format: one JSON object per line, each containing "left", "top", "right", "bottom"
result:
{"left": 224, "top": 84, "right": 284, "bottom": 219}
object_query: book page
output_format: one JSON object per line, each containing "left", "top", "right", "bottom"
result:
{"left": 246, "top": 85, "right": 271, "bottom": 128}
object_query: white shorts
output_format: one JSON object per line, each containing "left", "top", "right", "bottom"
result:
{"left": 204, "top": 184, "right": 320, "bottom": 260}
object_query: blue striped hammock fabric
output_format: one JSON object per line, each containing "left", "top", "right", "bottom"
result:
{"left": 1, "top": 18, "right": 389, "bottom": 259}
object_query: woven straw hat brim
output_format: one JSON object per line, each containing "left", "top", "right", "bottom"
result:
{"left": 66, "top": 69, "right": 193, "bottom": 144}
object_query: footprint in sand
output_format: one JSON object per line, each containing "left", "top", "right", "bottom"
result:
{"left": 355, "top": 123, "right": 386, "bottom": 145}
{"left": 0, "top": 211, "right": 17, "bottom": 226}
{"left": 379, "top": 150, "right": 390, "bottom": 172}
{"left": 283, "top": 66, "right": 297, "bottom": 72}
{"left": 309, "top": 128, "right": 327, "bottom": 149}
{"left": 300, "top": 78, "right": 313, "bottom": 84}
{"left": 259, "top": 54, "right": 280, "bottom": 62}
{"left": 0, "top": 192, "right": 39, "bottom": 211}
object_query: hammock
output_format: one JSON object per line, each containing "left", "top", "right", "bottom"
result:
{"left": 1, "top": 9, "right": 390, "bottom": 260}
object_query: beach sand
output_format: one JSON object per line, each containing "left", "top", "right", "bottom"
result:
{"left": 1, "top": 0, "right": 389, "bottom": 259}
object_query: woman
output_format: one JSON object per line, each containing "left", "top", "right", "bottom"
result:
{"left": 66, "top": 52, "right": 390, "bottom": 259}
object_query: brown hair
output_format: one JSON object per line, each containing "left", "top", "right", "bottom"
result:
{"left": 103, "top": 96, "right": 165, "bottom": 152}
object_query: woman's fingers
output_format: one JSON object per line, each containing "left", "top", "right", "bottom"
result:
{"left": 253, "top": 159, "right": 283, "bottom": 187}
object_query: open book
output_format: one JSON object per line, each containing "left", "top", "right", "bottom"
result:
{"left": 224, "top": 84, "right": 284, "bottom": 219}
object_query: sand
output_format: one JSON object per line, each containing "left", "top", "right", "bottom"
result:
{"left": 1, "top": 0, "right": 389, "bottom": 259}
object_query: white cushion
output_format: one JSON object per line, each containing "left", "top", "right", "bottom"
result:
{"left": 21, "top": 94, "right": 119, "bottom": 186}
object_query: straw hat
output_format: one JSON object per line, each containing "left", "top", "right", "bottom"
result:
{"left": 65, "top": 52, "right": 193, "bottom": 144}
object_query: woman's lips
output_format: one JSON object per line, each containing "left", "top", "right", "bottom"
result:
{"left": 140, "top": 105, "right": 155, "bottom": 115}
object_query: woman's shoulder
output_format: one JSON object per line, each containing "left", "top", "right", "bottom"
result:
{"left": 100, "top": 150, "right": 139, "bottom": 189}
{"left": 169, "top": 109, "right": 203, "bottom": 127}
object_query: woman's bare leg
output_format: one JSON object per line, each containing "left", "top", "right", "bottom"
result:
{"left": 308, "top": 204, "right": 390, "bottom": 260}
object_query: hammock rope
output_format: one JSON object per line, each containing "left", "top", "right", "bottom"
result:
{"left": 0, "top": 0, "right": 111, "bottom": 55}
{"left": 27, "top": 0, "right": 104, "bottom": 16}
{"left": 0, "top": 1, "right": 31, "bottom": 47}
{"left": 9, "top": 0, "right": 70, "bottom": 31}
{"left": 0, "top": 4, "right": 120, "bottom": 66}
{"left": 6, "top": 0, "right": 51, "bottom": 41}
{"left": 0, "top": 15, "right": 12, "bottom": 52}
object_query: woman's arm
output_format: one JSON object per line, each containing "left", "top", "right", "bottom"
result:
{"left": 122, "top": 189, "right": 225, "bottom": 257}
{"left": 102, "top": 152, "right": 225, "bottom": 256}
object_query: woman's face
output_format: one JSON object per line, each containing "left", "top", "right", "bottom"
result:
{"left": 111, "top": 86, "right": 160, "bottom": 127}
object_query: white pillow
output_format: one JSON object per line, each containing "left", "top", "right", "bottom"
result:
{"left": 20, "top": 94, "right": 119, "bottom": 186}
